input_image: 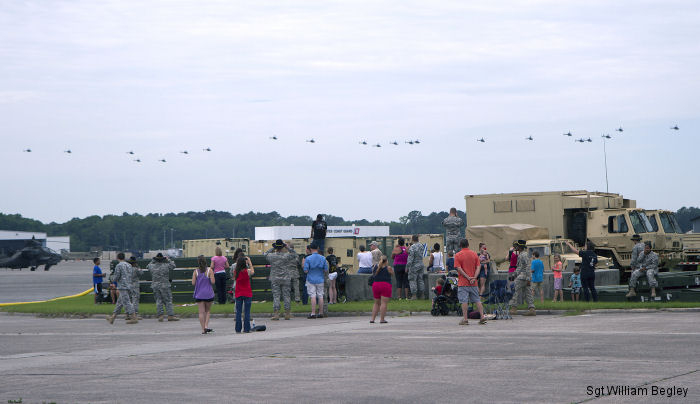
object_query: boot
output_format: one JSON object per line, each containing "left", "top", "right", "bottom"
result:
{"left": 524, "top": 308, "right": 536, "bottom": 316}
{"left": 167, "top": 315, "right": 180, "bottom": 321}
{"left": 126, "top": 314, "right": 138, "bottom": 324}
{"left": 625, "top": 288, "right": 636, "bottom": 298}
{"left": 509, "top": 307, "right": 517, "bottom": 315}
{"left": 106, "top": 314, "right": 115, "bottom": 324}
{"left": 284, "top": 310, "right": 291, "bottom": 320}
{"left": 650, "top": 288, "right": 656, "bottom": 298}
{"left": 271, "top": 310, "right": 280, "bottom": 321}
{"left": 158, "top": 315, "right": 164, "bottom": 322}
{"left": 136, "top": 313, "right": 143, "bottom": 320}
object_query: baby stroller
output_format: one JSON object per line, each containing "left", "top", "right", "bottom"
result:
{"left": 335, "top": 266, "right": 348, "bottom": 303}
{"left": 482, "top": 279, "right": 514, "bottom": 320}
{"left": 430, "top": 272, "right": 462, "bottom": 316}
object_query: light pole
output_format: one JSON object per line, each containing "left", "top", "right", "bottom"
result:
{"left": 163, "top": 229, "right": 166, "bottom": 250}
{"left": 602, "top": 134, "right": 612, "bottom": 193}
{"left": 170, "top": 228, "right": 174, "bottom": 249}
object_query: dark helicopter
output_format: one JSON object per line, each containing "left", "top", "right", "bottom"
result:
{"left": 359, "top": 140, "right": 368, "bottom": 145}
{"left": 373, "top": 143, "right": 381, "bottom": 148}
{"left": 575, "top": 138, "right": 585, "bottom": 143}
{"left": 586, "top": 138, "right": 593, "bottom": 142}
{"left": 134, "top": 158, "right": 141, "bottom": 163}
{"left": 180, "top": 150, "right": 189, "bottom": 155}
{"left": 671, "top": 125, "right": 679, "bottom": 130}
{"left": 203, "top": 147, "right": 212, "bottom": 151}
{"left": 405, "top": 140, "right": 415, "bottom": 145}
{"left": 64, "top": 149, "right": 72, "bottom": 154}
{"left": 616, "top": 127, "right": 623, "bottom": 133}
{"left": 23, "top": 149, "right": 32, "bottom": 152}
{"left": 414, "top": 139, "right": 421, "bottom": 144}
{"left": 477, "top": 138, "right": 485, "bottom": 143}
{"left": 127, "top": 151, "right": 135, "bottom": 155}
{"left": 0, "top": 237, "right": 62, "bottom": 271}
{"left": 526, "top": 136, "right": 534, "bottom": 141}
{"left": 158, "top": 159, "right": 167, "bottom": 163}
{"left": 390, "top": 141, "right": 398, "bottom": 145}
{"left": 270, "top": 136, "right": 278, "bottom": 140}
{"left": 602, "top": 134, "right": 612, "bottom": 139}
{"left": 563, "top": 132, "right": 573, "bottom": 137}
{"left": 306, "top": 139, "right": 315, "bottom": 143}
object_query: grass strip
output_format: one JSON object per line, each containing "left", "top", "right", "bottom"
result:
{"left": 1, "top": 295, "right": 700, "bottom": 316}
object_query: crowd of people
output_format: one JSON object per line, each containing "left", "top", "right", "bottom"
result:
{"left": 93, "top": 210, "right": 662, "bottom": 332}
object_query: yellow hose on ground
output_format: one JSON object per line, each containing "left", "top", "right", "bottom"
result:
{"left": 0, "top": 288, "right": 93, "bottom": 307}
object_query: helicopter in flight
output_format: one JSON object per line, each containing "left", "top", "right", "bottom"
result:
{"left": 373, "top": 143, "right": 381, "bottom": 148}
{"left": 126, "top": 151, "right": 135, "bottom": 155}
{"left": 180, "top": 151, "right": 189, "bottom": 155}
{"left": 23, "top": 149, "right": 32, "bottom": 152}
{"left": 616, "top": 127, "right": 623, "bottom": 133}
{"left": 390, "top": 141, "right": 398, "bottom": 146}
{"left": 575, "top": 138, "right": 585, "bottom": 143}
{"left": 64, "top": 150, "right": 72, "bottom": 154}
{"left": 477, "top": 138, "right": 485, "bottom": 143}
{"left": 134, "top": 159, "right": 141, "bottom": 163}
{"left": 526, "top": 136, "right": 534, "bottom": 141}
{"left": 586, "top": 138, "right": 593, "bottom": 142}
{"left": 602, "top": 134, "right": 612, "bottom": 139}
{"left": 405, "top": 140, "right": 415, "bottom": 145}
{"left": 158, "top": 159, "right": 167, "bottom": 163}
{"left": 270, "top": 136, "right": 278, "bottom": 140}
{"left": 414, "top": 139, "right": 421, "bottom": 144}
{"left": 563, "top": 132, "right": 572, "bottom": 137}
{"left": 306, "top": 139, "right": 316, "bottom": 143}
{"left": 203, "top": 147, "right": 212, "bottom": 151}
{"left": 671, "top": 125, "right": 679, "bottom": 130}
{"left": 359, "top": 140, "right": 367, "bottom": 145}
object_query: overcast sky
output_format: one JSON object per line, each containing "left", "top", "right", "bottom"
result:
{"left": 1, "top": 0, "right": 698, "bottom": 224}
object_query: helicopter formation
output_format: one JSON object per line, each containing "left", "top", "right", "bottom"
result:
{"left": 473, "top": 124, "right": 680, "bottom": 144}
{"left": 18, "top": 124, "right": 682, "bottom": 160}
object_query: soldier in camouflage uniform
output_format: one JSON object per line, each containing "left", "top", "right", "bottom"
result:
{"left": 127, "top": 257, "right": 143, "bottom": 319}
{"left": 443, "top": 208, "right": 463, "bottom": 255}
{"left": 509, "top": 240, "right": 536, "bottom": 316}
{"left": 147, "top": 253, "right": 179, "bottom": 322}
{"left": 286, "top": 246, "right": 301, "bottom": 303}
{"left": 626, "top": 242, "right": 659, "bottom": 298}
{"left": 405, "top": 235, "right": 425, "bottom": 299}
{"left": 266, "top": 239, "right": 294, "bottom": 320}
{"left": 107, "top": 253, "right": 137, "bottom": 324}
{"left": 629, "top": 234, "right": 645, "bottom": 271}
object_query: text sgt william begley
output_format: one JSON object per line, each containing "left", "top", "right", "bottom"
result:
{"left": 587, "top": 385, "right": 688, "bottom": 398}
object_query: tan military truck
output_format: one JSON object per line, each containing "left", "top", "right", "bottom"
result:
{"left": 679, "top": 233, "right": 700, "bottom": 271}
{"left": 643, "top": 210, "right": 684, "bottom": 259}
{"left": 526, "top": 238, "right": 612, "bottom": 272}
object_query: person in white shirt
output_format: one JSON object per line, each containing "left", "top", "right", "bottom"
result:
{"left": 357, "top": 245, "right": 373, "bottom": 274}
{"left": 429, "top": 243, "right": 444, "bottom": 273}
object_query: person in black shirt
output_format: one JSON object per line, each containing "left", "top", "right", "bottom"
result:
{"left": 566, "top": 240, "right": 598, "bottom": 302}
{"left": 310, "top": 214, "right": 328, "bottom": 255}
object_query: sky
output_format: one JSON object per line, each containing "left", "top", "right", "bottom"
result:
{"left": 1, "top": 0, "right": 699, "bottom": 224}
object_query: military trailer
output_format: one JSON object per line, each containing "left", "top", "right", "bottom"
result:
{"left": 181, "top": 238, "right": 250, "bottom": 258}
{"left": 464, "top": 190, "right": 678, "bottom": 272}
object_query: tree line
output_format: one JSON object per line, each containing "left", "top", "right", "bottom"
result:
{"left": 0, "top": 210, "right": 466, "bottom": 252}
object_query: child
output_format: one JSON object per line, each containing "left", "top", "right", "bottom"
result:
{"left": 92, "top": 258, "right": 106, "bottom": 304}
{"left": 432, "top": 278, "right": 445, "bottom": 299}
{"left": 569, "top": 267, "right": 582, "bottom": 302}
{"left": 326, "top": 247, "right": 338, "bottom": 304}
{"left": 530, "top": 251, "right": 544, "bottom": 303}
{"left": 552, "top": 254, "right": 563, "bottom": 302}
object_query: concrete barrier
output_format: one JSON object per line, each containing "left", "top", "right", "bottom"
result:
{"left": 343, "top": 269, "right": 620, "bottom": 301}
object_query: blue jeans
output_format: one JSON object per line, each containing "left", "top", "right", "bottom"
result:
{"left": 235, "top": 296, "right": 252, "bottom": 333}
{"left": 358, "top": 267, "right": 373, "bottom": 274}
{"left": 313, "top": 238, "right": 325, "bottom": 255}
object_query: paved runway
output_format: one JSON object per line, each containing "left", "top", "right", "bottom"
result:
{"left": 0, "top": 311, "right": 698, "bottom": 403}
{"left": 0, "top": 261, "right": 95, "bottom": 303}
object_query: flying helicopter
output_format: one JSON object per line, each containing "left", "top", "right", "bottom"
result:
{"left": 126, "top": 151, "right": 135, "bottom": 155}
{"left": 64, "top": 150, "right": 72, "bottom": 154}
{"left": 180, "top": 151, "right": 189, "bottom": 155}
{"left": 390, "top": 141, "right": 398, "bottom": 145}
{"left": 602, "top": 134, "right": 612, "bottom": 139}
{"left": 405, "top": 140, "right": 414, "bottom": 145}
{"left": 373, "top": 143, "right": 381, "bottom": 148}
{"left": 270, "top": 136, "right": 278, "bottom": 140}
{"left": 586, "top": 138, "right": 593, "bottom": 142}
{"left": 203, "top": 147, "right": 212, "bottom": 151}
{"left": 414, "top": 139, "right": 421, "bottom": 144}
{"left": 526, "top": 136, "right": 534, "bottom": 141}
{"left": 158, "top": 159, "right": 167, "bottom": 163}
{"left": 23, "top": 149, "right": 32, "bottom": 152}
{"left": 477, "top": 138, "right": 485, "bottom": 143}
{"left": 575, "top": 138, "right": 585, "bottom": 143}
{"left": 306, "top": 139, "right": 315, "bottom": 143}
{"left": 134, "top": 159, "right": 141, "bottom": 163}
{"left": 616, "top": 127, "right": 623, "bottom": 133}
{"left": 563, "top": 132, "right": 572, "bottom": 137}
{"left": 671, "top": 125, "right": 679, "bottom": 130}
{"left": 359, "top": 140, "right": 367, "bottom": 145}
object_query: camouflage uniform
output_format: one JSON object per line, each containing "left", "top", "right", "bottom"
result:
{"left": 629, "top": 242, "right": 645, "bottom": 270}
{"left": 147, "top": 258, "right": 176, "bottom": 317}
{"left": 443, "top": 216, "right": 463, "bottom": 254}
{"left": 112, "top": 261, "right": 135, "bottom": 316}
{"left": 406, "top": 243, "right": 425, "bottom": 299}
{"left": 265, "top": 248, "right": 292, "bottom": 311}
{"left": 129, "top": 263, "right": 142, "bottom": 314}
{"left": 629, "top": 251, "right": 659, "bottom": 288}
{"left": 284, "top": 246, "right": 301, "bottom": 302}
{"left": 509, "top": 250, "right": 535, "bottom": 309}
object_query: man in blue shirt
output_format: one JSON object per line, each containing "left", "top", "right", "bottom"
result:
{"left": 92, "top": 258, "right": 106, "bottom": 304}
{"left": 303, "top": 243, "right": 329, "bottom": 319}
{"left": 530, "top": 251, "right": 544, "bottom": 304}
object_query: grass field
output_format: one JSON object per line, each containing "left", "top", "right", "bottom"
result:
{"left": 1, "top": 294, "right": 699, "bottom": 316}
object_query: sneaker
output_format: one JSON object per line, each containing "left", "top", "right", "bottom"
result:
{"left": 307, "top": 314, "right": 316, "bottom": 319}
{"left": 317, "top": 314, "right": 324, "bottom": 319}
{"left": 459, "top": 319, "right": 469, "bottom": 325}
{"left": 478, "top": 318, "right": 487, "bottom": 325}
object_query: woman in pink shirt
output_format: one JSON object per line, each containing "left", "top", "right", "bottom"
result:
{"left": 210, "top": 247, "right": 230, "bottom": 305}
{"left": 552, "top": 254, "right": 564, "bottom": 302}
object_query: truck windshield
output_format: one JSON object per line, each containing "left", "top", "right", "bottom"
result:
{"left": 629, "top": 211, "right": 652, "bottom": 233}
{"left": 659, "top": 213, "right": 675, "bottom": 233}
{"left": 669, "top": 213, "right": 683, "bottom": 234}
{"left": 646, "top": 214, "right": 659, "bottom": 232}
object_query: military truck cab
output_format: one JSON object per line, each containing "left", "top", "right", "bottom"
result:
{"left": 526, "top": 239, "right": 612, "bottom": 272}
{"left": 644, "top": 210, "right": 684, "bottom": 257}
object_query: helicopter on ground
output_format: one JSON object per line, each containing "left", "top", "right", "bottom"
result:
{"left": 0, "top": 237, "right": 62, "bottom": 271}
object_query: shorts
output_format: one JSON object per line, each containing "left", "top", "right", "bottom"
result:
{"left": 554, "top": 278, "right": 563, "bottom": 290}
{"left": 571, "top": 287, "right": 581, "bottom": 295}
{"left": 196, "top": 298, "right": 214, "bottom": 302}
{"left": 306, "top": 282, "right": 324, "bottom": 299}
{"left": 532, "top": 281, "right": 542, "bottom": 292}
{"left": 372, "top": 281, "right": 392, "bottom": 299}
{"left": 478, "top": 264, "right": 489, "bottom": 279}
{"left": 94, "top": 283, "right": 103, "bottom": 295}
{"left": 458, "top": 286, "right": 480, "bottom": 304}
{"left": 328, "top": 272, "right": 338, "bottom": 281}
{"left": 394, "top": 265, "right": 408, "bottom": 288}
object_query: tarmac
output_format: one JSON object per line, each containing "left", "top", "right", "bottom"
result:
{"left": 0, "top": 261, "right": 91, "bottom": 303}
{"left": 1, "top": 311, "right": 698, "bottom": 403}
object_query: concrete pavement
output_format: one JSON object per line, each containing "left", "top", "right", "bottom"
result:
{"left": 0, "top": 311, "right": 698, "bottom": 403}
